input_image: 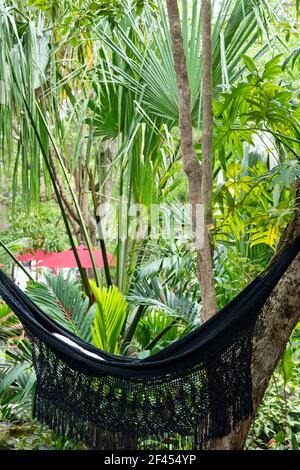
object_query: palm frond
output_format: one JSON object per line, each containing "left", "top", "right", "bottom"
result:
{"left": 0, "top": 337, "right": 35, "bottom": 419}
{"left": 90, "top": 282, "right": 128, "bottom": 354}
{"left": 127, "top": 278, "right": 199, "bottom": 325}
{"left": 26, "top": 272, "right": 95, "bottom": 341}
{"left": 93, "top": 0, "right": 275, "bottom": 123}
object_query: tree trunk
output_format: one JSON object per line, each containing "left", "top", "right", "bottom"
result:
{"left": 166, "top": 0, "right": 216, "bottom": 321}
{"left": 199, "top": 0, "right": 216, "bottom": 323}
{"left": 209, "top": 182, "right": 300, "bottom": 449}
{"left": 201, "top": 0, "right": 213, "bottom": 228}
{"left": 75, "top": 126, "right": 97, "bottom": 245}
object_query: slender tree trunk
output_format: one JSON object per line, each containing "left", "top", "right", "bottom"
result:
{"left": 75, "top": 126, "right": 97, "bottom": 245}
{"left": 201, "top": 0, "right": 213, "bottom": 227}
{"left": 208, "top": 182, "right": 300, "bottom": 449}
{"left": 166, "top": 0, "right": 216, "bottom": 321}
{"left": 199, "top": 0, "right": 216, "bottom": 322}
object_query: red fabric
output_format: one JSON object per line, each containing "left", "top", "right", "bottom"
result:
{"left": 17, "top": 249, "right": 51, "bottom": 262}
{"left": 35, "top": 245, "right": 115, "bottom": 269}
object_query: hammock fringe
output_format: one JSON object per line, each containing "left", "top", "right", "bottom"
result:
{"left": 34, "top": 392, "right": 253, "bottom": 450}
{"left": 34, "top": 396, "right": 137, "bottom": 450}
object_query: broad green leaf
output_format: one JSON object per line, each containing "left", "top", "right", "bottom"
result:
{"left": 242, "top": 55, "right": 257, "bottom": 73}
{"left": 90, "top": 282, "right": 127, "bottom": 354}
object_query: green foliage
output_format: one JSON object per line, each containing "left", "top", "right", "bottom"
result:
{"left": 0, "top": 238, "right": 30, "bottom": 265}
{"left": 27, "top": 0, "right": 59, "bottom": 11}
{"left": 87, "top": 81, "right": 120, "bottom": 141}
{"left": 93, "top": 0, "right": 273, "bottom": 123}
{"left": 87, "top": 0, "right": 124, "bottom": 28}
{"left": 90, "top": 282, "right": 127, "bottom": 353}
{"left": 0, "top": 334, "right": 35, "bottom": 421}
{"left": 1, "top": 271, "right": 96, "bottom": 423}
{"left": 0, "top": 304, "right": 19, "bottom": 340}
{"left": 125, "top": 277, "right": 198, "bottom": 356}
{"left": 214, "top": 246, "right": 270, "bottom": 308}
{"left": 213, "top": 52, "right": 300, "bottom": 250}
{"left": 128, "top": 278, "right": 199, "bottom": 326}
{"left": 0, "top": 362, "right": 35, "bottom": 421}
{"left": 214, "top": 55, "right": 300, "bottom": 146}
{"left": 132, "top": 310, "right": 186, "bottom": 357}
{"left": 271, "top": 160, "right": 300, "bottom": 187}
{"left": 247, "top": 325, "right": 300, "bottom": 450}
{"left": 1, "top": 203, "right": 69, "bottom": 253}
{"left": 283, "top": 47, "right": 300, "bottom": 70}
{"left": 26, "top": 273, "right": 95, "bottom": 341}
{"left": 214, "top": 162, "right": 293, "bottom": 249}
{"left": 248, "top": 379, "right": 300, "bottom": 449}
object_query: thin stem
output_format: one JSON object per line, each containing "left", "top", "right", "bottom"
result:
{"left": 0, "top": 240, "right": 34, "bottom": 282}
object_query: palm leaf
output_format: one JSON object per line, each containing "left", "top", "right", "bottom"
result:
{"left": 26, "top": 272, "right": 95, "bottom": 341}
{"left": 93, "top": 0, "right": 274, "bottom": 123}
{"left": 90, "top": 281, "right": 127, "bottom": 354}
{"left": 127, "top": 278, "right": 199, "bottom": 325}
{"left": 0, "top": 337, "right": 35, "bottom": 419}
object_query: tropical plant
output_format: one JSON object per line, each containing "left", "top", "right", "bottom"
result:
{"left": 0, "top": 304, "right": 18, "bottom": 340}
{"left": 0, "top": 331, "right": 35, "bottom": 420}
{"left": 90, "top": 282, "right": 127, "bottom": 354}
{"left": 25, "top": 272, "right": 96, "bottom": 341}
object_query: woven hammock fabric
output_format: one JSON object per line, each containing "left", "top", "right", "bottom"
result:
{"left": 0, "top": 237, "right": 300, "bottom": 449}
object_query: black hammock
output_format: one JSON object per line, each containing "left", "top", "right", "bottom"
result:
{"left": 0, "top": 237, "right": 300, "bottom": 449}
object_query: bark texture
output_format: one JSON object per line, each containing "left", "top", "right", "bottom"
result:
{"left": 166, "top": 0, "right": 216, "bottom": 321}
{"left": 201, "top": 0, "right": 213, "bottom": 227}
{"left": 199, "top": 0, "right": 216, "bottom": 323}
